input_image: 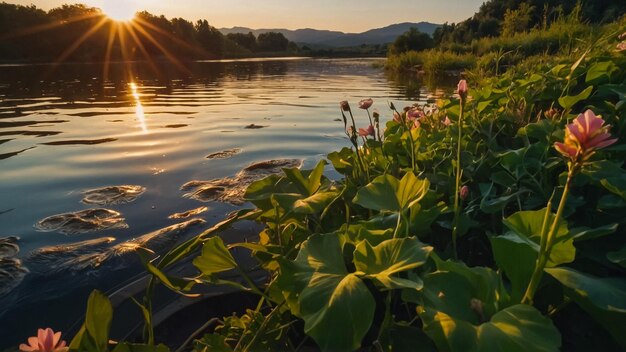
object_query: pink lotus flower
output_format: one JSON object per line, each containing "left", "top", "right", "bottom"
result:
{"left": 412, "top": 120, "right": 421, "bottom": 129}
{"left": 616, "top": 42, "right": 626, "bottom": 52}
{"left": 358, "top": 125, "right": 375, "bottom": 137}
{"left": 554, "top": 109, "right": 617, "bottom": 162}
{"left": 442, "top": 116, "right": 451, "bottom": 126}
{"left": 20, "top": 328, "right": 68, "bottom": 352}
{"left": 358, "top": 98, "right": 373, "bottom": 110}
{"left": 407, "top": 108, "right": 423, "bottom": 121}
{"left": 457, "top": 79, "right": 468, "bottom": 98}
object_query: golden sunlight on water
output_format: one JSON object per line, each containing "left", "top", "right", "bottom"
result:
{"left": 129, "top": 82, "right": 148, "bottom": 134}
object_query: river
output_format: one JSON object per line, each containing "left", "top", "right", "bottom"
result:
{"left": 0, "top": 57, "right": 451, "bottom": 346}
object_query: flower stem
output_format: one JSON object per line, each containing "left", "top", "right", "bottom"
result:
{"left": 451, "top": 99, "right": 465, "bottom": 260}
{"left": 522, "top": 169, "right": 574, "bottom": 305}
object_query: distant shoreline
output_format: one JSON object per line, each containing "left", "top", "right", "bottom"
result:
{"left": 0, "top": 55, "right": 386, "bottom": 67}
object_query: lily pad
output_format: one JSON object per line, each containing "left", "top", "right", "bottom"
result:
{"left": 35, "top": 208, "right": 128, "bottom": 235}
{"left": 82, "top": 185, "right": 146, "bottom": 205}
{"left": 181, "top": 159, "right": 301, "bottom": 205}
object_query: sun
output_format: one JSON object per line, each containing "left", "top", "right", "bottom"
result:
{"left": 100, "top": 0, "right": 138, "bottom": 22}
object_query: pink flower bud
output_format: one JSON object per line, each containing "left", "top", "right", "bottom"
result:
{"left": 340, "top": 100, "right": 351, "bottom": 112}
{"left": 407, "top": 108, "right": 423, "bottom": 121}
{"left": 358, "top": 98, "right": 373, "bottom": 110}
{"left": 457, "top": 79, "right": 468, "bottom": 98}
{"left": 443, "top": 116, "right": 451, "bottom": 126}
{"left": 460, "top": 185, "right": 469, "bottom": 200}
{"left": 358, "top": 125, "right": 375, "bottom": 137}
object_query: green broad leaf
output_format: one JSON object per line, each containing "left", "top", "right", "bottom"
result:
{"left": 293, "top": 189, "right": 340, "bottom": 214}
{"left": 353, "top": 237, "right": 432, "bottom": 290}
{"left": 491, "top": 233, "right": 537, "bottom": 303}
{"left": 558, "top": 86, "right": 593, "bottom": 110}
{"left": 301, "top": 272, "right": 375, "bottom": 351}
{"left": 69, "top": 291, "right": 114, "bottom": 352}
{"left": 567, "top": 223, "right": 618, "bottom": 241}
{"left": 327, "top": 147, "right": 355, "bottom": 175}
{"left": 193, "top": 237, "right": 237, "bottom": 275}
{"left": 111, "top": 343, "right": 170, "bottom": 352}
{"left": 85, "top": 290, "right": 113, "bottom": 352}
{"left": 244, "top": 174, "right": 285, "bottom": 202}
{"left": 283, "top": 160, "right": 327, "bottom": 196}
{"left": 582, "top": 161, "right": 626, "bottom": 200}
{"left": 516, "top": 119, "right": 555, "bottom": 142}
{"left": 145, "top": 261, "right": 198, "bottom": 296}
{"left": 353, "top": 172, "right": 429, "bottom": 212}
{"left": 545, "top": 267, "right": 626, "bottom": 348}
{"left": 419, "top": 304, "right": 561, "bottom": 352}
{"left": 600, "top": 178, "right": 626, "bottom": 200}
{"left": 476, "top": 100, "right": 491, "bottom": 114}
{"left": 503, "top": 208, "right": 574, "bottom": 267}
{"left": 607, "top": 246, "right": 626, "bottom": 269}
{"left": 280, "top": 234, "right": 375, "bottom": 351}
{"left": 282, "top": 167, "right": 310, "bottom": 195}
{"left": 409, "top": 258, "right": 507, "bottom": 323}
{"left": 586, "top": 61, "right": 617, "bottom": 85}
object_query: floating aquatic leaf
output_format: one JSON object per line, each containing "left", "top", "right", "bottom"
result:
{"left": 205, "top": 148, "right": 241, "bottom": 160}
{"left": 168, "top": 206, "right": 209, "bottom": 219}
{"left": 0, "top": 236, "right": 28, "bottom": 296}
{"left": 164, "top": 124, "right": 188, "bottom": 128}
{"left": 35, "top": 208, "right": 128, "bottom": 235}
{"left": 0, "top": 146, "right": 35, "bottom": 160}
{"left": 82, "top": 185, "right": 146, "bottom": 205}
{"left": 29, "top": 237, "right": 117, "bottom": 272}
{"left": 182, "top": 159, "right": 301, "bottom": 205}
{"left": 29, "top": 219, "right": 205, "bottom": 274}
{"left": 244, "top": 124, "right": 268, "bottom": 129}
{"left": 41, "top": 138, "right": 117, "bottom": 146}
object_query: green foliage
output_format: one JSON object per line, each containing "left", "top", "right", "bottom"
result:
{"left": 58, "top": 12, "right": 626, "bottom": 352}
{"left": 389, "top": 27, "right": 435, "bottom": 55}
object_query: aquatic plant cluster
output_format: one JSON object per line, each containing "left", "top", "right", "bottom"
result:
{"left": 20, "top": 30, "right": 626, "bottom": 352}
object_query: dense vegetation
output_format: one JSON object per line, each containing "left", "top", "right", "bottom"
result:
{"left": 19, "top": 19, "right": 626, "bottom": 351}
{"left": 0, "top": 2, "right": 298, "bottom": 62}
{"left": 386, "top": 0, "right": 626, "bottom": 74}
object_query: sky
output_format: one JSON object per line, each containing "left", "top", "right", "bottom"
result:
{"left": 13, "top": 0, "right": 486, "bottom": 32}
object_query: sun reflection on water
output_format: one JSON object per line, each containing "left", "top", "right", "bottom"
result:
{"left": 129, "top": 82, "right": 147, "bottom": 133}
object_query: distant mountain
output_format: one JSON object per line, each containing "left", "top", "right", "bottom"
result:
{"left": 219, "top": 22, "right": 440, "bottom": 47}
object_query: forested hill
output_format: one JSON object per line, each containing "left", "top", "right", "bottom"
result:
{"left": 434, "top": 0, "right": 625, "bottom": 44}
{"left": 220, "top": 22, "right": 440, "bottom": 47}
{"left": 0, "top": 2, "right": 299, "bottom": 63}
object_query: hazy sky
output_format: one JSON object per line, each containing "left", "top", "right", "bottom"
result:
{"left": 13, "top": 0, "right": 485, "bottom": 32}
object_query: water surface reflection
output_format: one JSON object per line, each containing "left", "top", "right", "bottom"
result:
{"left": 0, "top": 58, "right": 452, "bottom": 347}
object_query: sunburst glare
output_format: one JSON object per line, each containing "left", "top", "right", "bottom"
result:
{"left": 98, "top": 0, "right": 138, "bottom": 22}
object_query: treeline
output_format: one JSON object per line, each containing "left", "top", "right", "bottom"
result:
{"left": 386, "top": 0, "right": 625, "bottom": 56}
{"left": 433, "top": 0, "right": 625, "bottom": 45}
{"left": 0, "top": 2, "right": 299, "bottom": 63}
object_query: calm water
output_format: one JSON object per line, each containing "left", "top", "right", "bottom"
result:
{"left": 0, "top": 57, "right": 449, "bottom": 346}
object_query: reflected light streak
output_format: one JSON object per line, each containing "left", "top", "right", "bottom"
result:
{"left": 129, "top": 82, "right": 148, "bottom": 134}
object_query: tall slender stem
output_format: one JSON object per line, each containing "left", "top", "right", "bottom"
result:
{"left": 522, "top": 169, "right": 574, "bottom": 305}
{"left": 451, "top": 100, "right": 465, "bottom": 260}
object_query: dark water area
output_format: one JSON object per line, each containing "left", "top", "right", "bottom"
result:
{"left": 0, "top": 57, "right": 453, "bottom": 347}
